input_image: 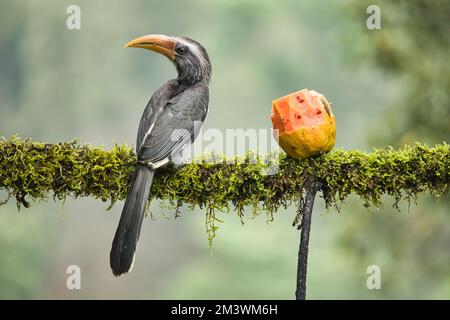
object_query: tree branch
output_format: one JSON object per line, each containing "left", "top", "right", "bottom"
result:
{"left": 1, "top": 137, "right": 449, "bottom": 215}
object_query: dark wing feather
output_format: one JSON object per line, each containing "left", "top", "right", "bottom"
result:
{"left": 138, "top": 84, "right": 208, "bottom": 163}
{"left": 136, "top": 80, "right": 180, "bottom": 152}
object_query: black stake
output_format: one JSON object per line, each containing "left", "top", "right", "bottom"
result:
{"left": 295, "top": 178, "right": 319, "bottom": 300}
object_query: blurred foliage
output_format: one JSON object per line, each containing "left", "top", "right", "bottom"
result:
{"left": 0, "top": 212, "right": 58, "bottom": 299}
{"left": 343, "top": 0, "right": 450, "bottom": 146}
{"left": 338, "top": 0, "right": 450, "bottom": 299}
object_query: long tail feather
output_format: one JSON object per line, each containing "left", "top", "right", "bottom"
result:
{"left": 110, "top": 165, "right": 154, "bottom": 276}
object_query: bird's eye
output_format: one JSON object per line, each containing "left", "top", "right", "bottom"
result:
{"left": 176, "top": 46, "right": 188, "bottom": 55}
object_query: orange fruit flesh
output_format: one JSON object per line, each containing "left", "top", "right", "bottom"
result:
{"left": 271, "top": 89, "right": 336, "bottom": 159}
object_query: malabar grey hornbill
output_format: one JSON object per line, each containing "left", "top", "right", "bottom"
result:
{"left": 110, "top": 34, "right": 211, "bottom": 276}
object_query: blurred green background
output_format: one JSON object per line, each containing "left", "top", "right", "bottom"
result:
{"left": 0, "top": 0, "right": 449, "bottom": 299}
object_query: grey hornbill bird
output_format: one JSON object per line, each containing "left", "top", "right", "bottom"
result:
{"left": 110, "top": 34, "right": 211, "bottom": 276}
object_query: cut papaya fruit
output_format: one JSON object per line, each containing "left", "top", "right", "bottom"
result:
{"left": 271, "top": 89, "right": 336, "bottom": 159}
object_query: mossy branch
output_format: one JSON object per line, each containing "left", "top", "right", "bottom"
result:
{"left": 1, "top": 137, "right": 449, "bottom": 226}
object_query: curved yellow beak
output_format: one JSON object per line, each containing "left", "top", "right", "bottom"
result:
{"left": 124, "top": 34, "right": 176, "bottom": 61}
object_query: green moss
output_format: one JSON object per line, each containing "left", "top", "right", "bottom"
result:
{"left": 1, "top": 137, "right": 449, "bottom": 241}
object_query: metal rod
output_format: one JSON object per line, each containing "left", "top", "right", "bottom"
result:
{"left": 295, "top": 179, "right": 319, "bottom": 300}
